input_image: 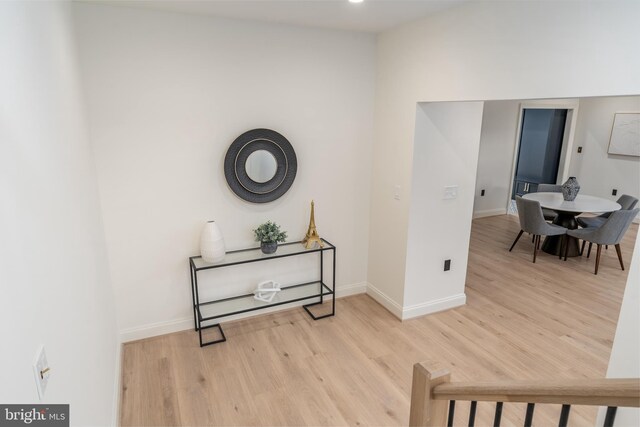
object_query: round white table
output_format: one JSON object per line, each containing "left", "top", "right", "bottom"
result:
{"left": 522, "top": 193, "right": 621, "bottom": 257}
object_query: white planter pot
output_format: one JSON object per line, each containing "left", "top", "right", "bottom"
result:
{"left": 200, "top": 221, "right": 225, "bottom": 263}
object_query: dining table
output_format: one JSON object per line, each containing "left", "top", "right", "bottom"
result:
{"left": 522, "top": 192, "right": 621, "bottom": 257}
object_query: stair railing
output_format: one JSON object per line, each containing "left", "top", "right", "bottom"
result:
{"left": 409, "top": 362, "right": 640, "bottom": 427}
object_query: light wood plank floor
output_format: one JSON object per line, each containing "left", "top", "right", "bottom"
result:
{"left": 121, "top": 215, "right": 637, "bottom": 426}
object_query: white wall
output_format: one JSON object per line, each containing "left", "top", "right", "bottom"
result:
{"left": 473, "top": 96, "right": 639, "bottom": 218}
{"left": 400, "top": 102, "right": 484, "bottom": 319}
{"left": 597, "top": 234, "right": 640, "bottom": 426}
{"left": 473, "top": 100, "right": 521, "bottom": 217}
{"left": 0, "top": 1, "right": 119, "bottom": 425}
{"left": 73, "top": 3, "right": 376, "bottom": 339}
{"left": 370, "top": 0, "right": 640, "bottom": 313}
{"left": 569, "top": 96, "right": 640, "bottom": 203}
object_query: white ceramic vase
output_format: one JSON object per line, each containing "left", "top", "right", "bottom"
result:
{"left": 200, "top": 221, "right": 225, "bottom": 263}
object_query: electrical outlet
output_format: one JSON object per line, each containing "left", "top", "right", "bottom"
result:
{"left": 481, "top": 189, "right": 485, "bottom": 197}
{"left": 577, "top": 146, "right": 583, "bottom": 153}
{"left": 33, "top": 346, "right": 50, "bottom": 400}
{"left": 444, "top": 259, "right": 451, "bottom": 271}
{"left": 612, "top": 189, "right": 618, "bottom": 196}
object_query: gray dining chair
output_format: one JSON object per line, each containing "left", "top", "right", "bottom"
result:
{"left": 509, "top": 196, "right": 568, "bottom": 263}
{"left": 567, "top": 208, "right": 639, "bottom": 274}
{"left": 537, "top": 183, "right": 562, "bottom": 221}
{"left": 577, "top": 194, "right": 638, "bottom": 229}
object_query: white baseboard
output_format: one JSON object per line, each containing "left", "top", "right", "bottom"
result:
{"left": 120, "top": 282, "right": 367, "bottom": 343}
{"left": 336, "top": 281, "right": 368, "bottom": 298}
{"left": 365, "top": 282, "right": 403, "bottom": 319}
{"left": 363, "top": 283, "right": 466, "bottom": 321}
{"left": 473, "top": 208, "right": 507, "bottom": 219}
{"left": 119, "top": 282, "right": 467, "bottom": 342}
{"left": 401, "top": 293, "right": 466, "bottom": 320}
{"left": 120, "top": 317, "right": 193, "bottom": 343}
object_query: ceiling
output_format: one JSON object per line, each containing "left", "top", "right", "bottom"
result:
{"left": 84, "top": 0, "right": 466, "bottom": 33}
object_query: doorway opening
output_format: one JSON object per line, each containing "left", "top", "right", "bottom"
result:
{"left": 506, "top": 102, "right": 579, "bottom": 214}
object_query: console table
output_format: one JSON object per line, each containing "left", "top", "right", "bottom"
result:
{"left": 189, "top": 239, "right": 336, "bottom": 347}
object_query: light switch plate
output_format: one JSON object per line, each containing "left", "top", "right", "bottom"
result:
{"left": 33, "top": 346, "right": 49, "bottom": 400}
{"left": 444, "top": 185, "right": 458, "bottom": 200}
{"left": 394, "top": 185, "right": 401, "bottom": 200}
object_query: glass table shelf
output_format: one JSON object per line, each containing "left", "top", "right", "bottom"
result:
{"left": 189, "top": 238, "right": 336, "bottom": 346}
{"left": 198, "top": 281, "right": 332, "bottom": 322}
{"left": 190, "top": 239, "right": 335, "bottom": 270}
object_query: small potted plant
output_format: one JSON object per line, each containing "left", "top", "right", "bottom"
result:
{"left": 254, "top": 221, "right": 288, "bottom": 254}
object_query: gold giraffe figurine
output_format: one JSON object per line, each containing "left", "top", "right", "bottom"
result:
{"left": 303, "top": 200, "right": 324, "bottom": 249}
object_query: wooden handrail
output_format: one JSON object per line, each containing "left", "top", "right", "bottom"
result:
{"left": 433, "top": 379, "right": 640, "bottom": 407}
{"left": 409, "top": 362, "right": 640, "bottom": 427}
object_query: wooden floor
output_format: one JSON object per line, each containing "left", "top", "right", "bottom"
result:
{"left": 120, "top": 215, "right": 637, "bottom": 426}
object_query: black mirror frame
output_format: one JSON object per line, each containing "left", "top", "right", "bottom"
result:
{"left": 224, "top": 129, "right": 297, "bottom": 203}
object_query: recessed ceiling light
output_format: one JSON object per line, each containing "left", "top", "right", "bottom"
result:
{"left": 349, "top": 0, "right": 364, "bottom": 3}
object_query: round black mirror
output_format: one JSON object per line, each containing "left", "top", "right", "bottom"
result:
{"left": 224, "top": 129, "right": 297, "bottom": 203}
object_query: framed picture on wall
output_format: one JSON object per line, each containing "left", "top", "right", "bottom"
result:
{"left": 607, "top": 112, "right": 640, "bottom": 157}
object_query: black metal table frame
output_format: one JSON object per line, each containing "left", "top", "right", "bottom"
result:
{"left": 189, "top": 239, "right": 336, "bottom": 347}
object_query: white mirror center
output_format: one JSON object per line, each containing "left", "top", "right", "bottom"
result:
{"left": 246, "top": 150, "right": 277, "bottom": 183}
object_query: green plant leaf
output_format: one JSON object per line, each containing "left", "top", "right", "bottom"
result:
{"left": 253, "top": 220, "right": 288, "bottom": 243}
